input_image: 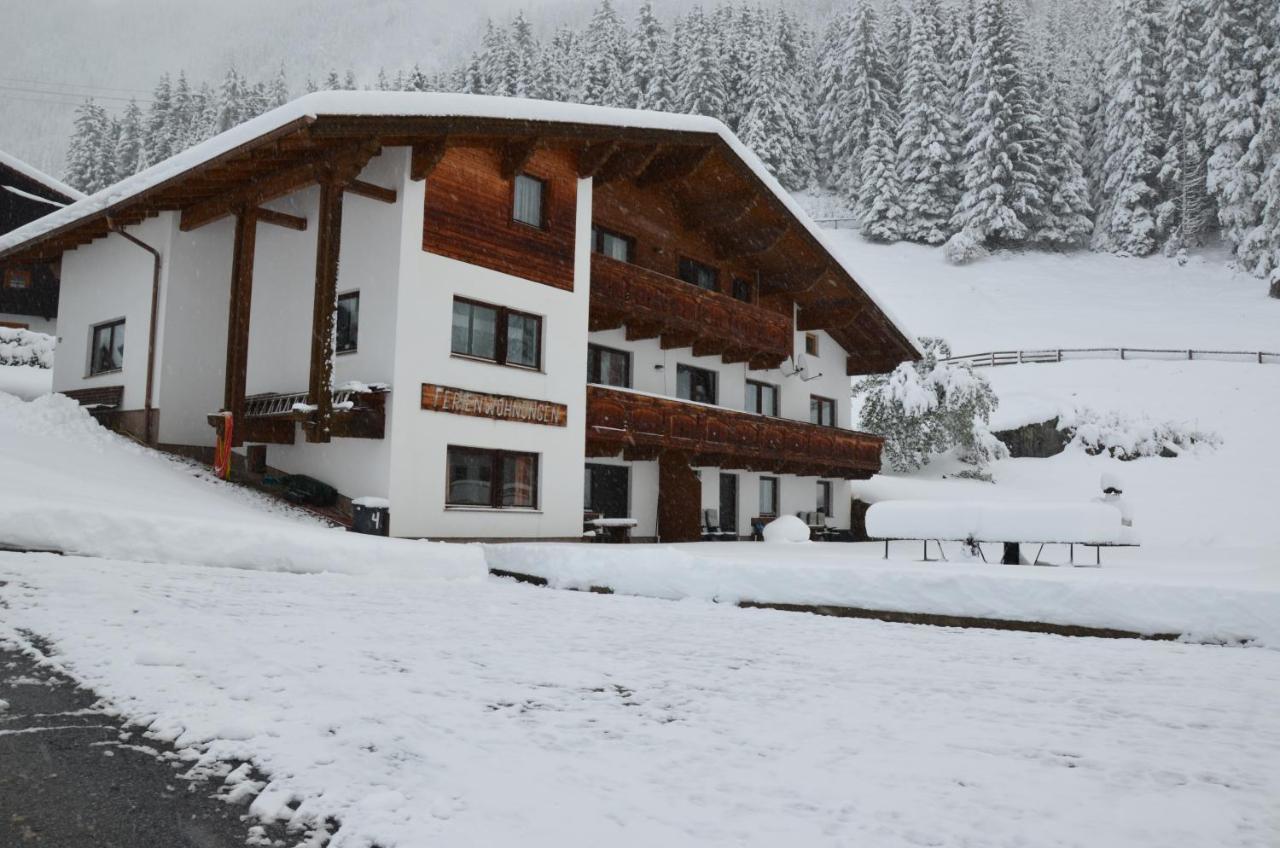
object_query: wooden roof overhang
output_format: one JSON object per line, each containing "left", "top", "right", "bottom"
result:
{"left": 0, "top": 112, "right": 917, "bottom": 374}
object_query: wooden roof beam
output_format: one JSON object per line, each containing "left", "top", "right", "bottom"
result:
{"left": 711, "top": 221, "right": 791, "bottom": 261}
{"left": 675, "top": 190, "right": 758, "bottom": 232}
{"left": 593, "top": 144, "right": 661, "bottom": 186}
{"left": 410, "top": 137, "right": 449, "bottom": 181}
{"left": 500, "top": 137, "right": 542, "bottom": 180}
{"left": 255, "top": 207, "right": 308, "bottom": 231}
{"left": 634, "top": 145, "right": 713, "bottom": 188}
{"left": 346, "top": 179, "right": 397, "bottom": 204}
{"left": 578, "top": 140, "right": 618, "bottom": 178}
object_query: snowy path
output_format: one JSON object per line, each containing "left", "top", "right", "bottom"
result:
{"left": 3, "top": 553, "right": 1278, "bottom": 848}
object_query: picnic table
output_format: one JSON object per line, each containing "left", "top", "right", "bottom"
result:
{"left": 589, "top": 517, "right": 638, "bottom": 544}
{"left": 866, "top": 500, "right": 1139, "bottom": 566}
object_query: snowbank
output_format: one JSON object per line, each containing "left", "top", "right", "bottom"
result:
{"left": 0, "top": 327, "right": 55, "bottom": 368}
{"left": 866, "top": 500, "right": 1122, "bottom": 544}
{"left": 762, "top": 515, "right": 810, "bottom": 543}
{"left": 484, "top": 543, "right": 1280, "bottom": 646}
{"left": 0, "top": 364, "right": 51, "bottom": 400}
{"left": 0, "top": 392, "right": 482, "bottom": 581}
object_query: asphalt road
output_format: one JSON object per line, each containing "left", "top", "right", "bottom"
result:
{"left": 0, "top": 644, "right": 276, "bottom": 848}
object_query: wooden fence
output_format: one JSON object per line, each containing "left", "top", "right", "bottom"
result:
{"left": 945, "top": 347, "right": 1280, "bottom": 368}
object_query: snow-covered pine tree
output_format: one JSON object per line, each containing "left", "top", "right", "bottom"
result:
{"left": 1033, "top": 31, "right": 1094, "bottom": 246}
{"left": 948, "top": 0, "right": 1043, "bottom": 249}
{"left": 1241, "top": 3, "right": 1280, "bottom": 283}
{"left": 675, "top": 6, "right": 728, "bottom": 120}
{"left": 324, "top": 70, "right": 342, "bottom": 91}
{"left": 835, "top": 0, "right": 896, "bottom": 206}
{"left": 343, "top": 70, "right": 357, "bottom": 90}
{"left": 719, "top": 5, "right": 760, "bottom": 131}
{"left": 858, "top": 113, "right": 905, "bottom": 241}
{"left": 169, "top": 72, "right": 194, "bottom": 152}
{"left": 738, "top": 20, "right": 810, "bottom": 190}
{"left": 113, "top": 99, "right": 144, "bottom": 181}
{"left": 882, "top": 0, "right": 912, "bottom": 112}
{"left": 630, "top": 2, "right": 674, "bottom": 111}
{"left": 578, "top": 0, "right": 629, "bottom": 106}
{"left": 406, "top": 64, "right": 431, "bottom": 93}
{"left": 1157, "top": 0, "right": 1211, "bottom": 256}
{"left": 775, "top": 9, "right": 817, "bottom": 188}
{"left": 477, "top": 20, "right": 514, "bottom": 96}
{"left": 214, "top": 67, "right": 246, "bottom": 134}
{"left": 896, "top": 0, "right": 957, "bottom": 244}
{"left": 64, "top": 100, "right": 113, "bottom": 194}
{"left": 1092, "top": 0, "right": 1164, "bottom": 256}
{"left": 509, "top": 11, "right": 538, "bottom": 98}
{"left": 813, "top": 10, "right": 854, "bottom": 189}
{"left": 1200, "top": 0, "right": 1271, "bottom": 255}
{"left": 270, "top": 65, "right": 290, "bottom": 107}
{"left": 142, "top": 74, "right": 172, "bottom": 171}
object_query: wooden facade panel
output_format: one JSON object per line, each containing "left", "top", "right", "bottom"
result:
{"left": 423, "top": 145, "right": 577, "bottom": 291}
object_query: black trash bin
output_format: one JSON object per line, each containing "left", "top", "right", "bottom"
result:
{"left": 351, "top": 499, "right": 390, "bottom": 536}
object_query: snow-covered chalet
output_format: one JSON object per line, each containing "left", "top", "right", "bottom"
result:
{"left": 0, "top": 92, "right": 919, "bottom": 541}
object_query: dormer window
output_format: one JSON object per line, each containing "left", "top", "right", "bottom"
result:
{"left": 512, "top": 173, "right": 545, "bottom": 228}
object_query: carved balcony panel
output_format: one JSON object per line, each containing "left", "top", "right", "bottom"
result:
{"left": 585, "top": 385, "right": 882, "bottom": 480}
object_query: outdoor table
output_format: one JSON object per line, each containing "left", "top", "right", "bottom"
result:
{"left": 590, "top": 517, "right": 638, "bottom": 543}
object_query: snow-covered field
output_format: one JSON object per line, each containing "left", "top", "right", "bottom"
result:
{"left": 827, "top": 230, "right": 1280, "bottom": 352}
{"left": 4, "top": 555, "right": 1279, "bottom": 848}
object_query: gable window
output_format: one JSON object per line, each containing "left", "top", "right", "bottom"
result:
{"left": 592, "top": 226, "right": 632, "bottom": 262}
{"left": 3, "top": 267, "right": 31, "bottom": 289}
{"left": 451, "top": 297, "right": 542, "bottom": 370}
{"left": 89, "top": 319, "right": 125, "bottom": 375}
{"left": 587, "top": 344, "right": 631, "bottom": 388}
{"left": 805, "top": 332, "right": 820, "bottom": 357}
{"left": 759, "top": 476, "right": 779, "bottom": 517}
{"left": 732, "top": 277, "right": 754, "bottom": 303}
{"left": 745, "top": 379, "right": 779, "bottom": 417}
{"left": 810, "top": 395, "right": 837, "bottom": 427}
{"left": 817, "top": 480, "right": 833, "bottom": 517}
{"left": 513, "top": 173, "right": 545, "bottom": 228}
{"left": 447, "top": 446, "right": 539, "bottom": 509}
{"left": 676, "top": 364, "right": 717, "bottom": 404}
{"left": 677, "top": 257, "right": 718, "bottom": 292}
{"left": 336, "top": 291, "right": 359, "bottom": 354}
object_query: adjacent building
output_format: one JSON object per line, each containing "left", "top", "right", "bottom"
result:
{"left": 0, "top": 151, "right": 82, "bottom": 332}
{"left": 0, "top": 93, "right": 918, "bottom": 541}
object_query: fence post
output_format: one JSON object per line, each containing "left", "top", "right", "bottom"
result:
{"left": 989, "top": 352, "right": 995, "bottom": 367}
{"left": 1188, "top": 349, "right": 1193, "bottom": 360}
{"left": 1057, "top": 349, "right": 1062, "bottom": 363}
{"left": 1120, "top": 347, "right": 1125, "bottom": 360}
{"left": 1018, "top": 350, "right": 1023, "bottom": 364}
{"left": 1260, "top": 352, "right": 1264, "bottom": 364}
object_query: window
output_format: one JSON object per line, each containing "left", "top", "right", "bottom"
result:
{"left": 732, "top": 277, "right": 754, "bottom": 303}
{"left": 513, "top": 173, "right": 545, "bottom": 228}
{"left": 676, "top": 364, "right": 717, "bottom": 404}
{"left": 592, "top": 226, "right": 632, "bottom": 262}
{"left": 336, "top": 291, "right": 359, "bottom": 353}
{"left": 805, "top": 332, "right": 820, "bottom": 357}
{"left": 810, "top": 395, "right": 837, "bottom": 427}
{"left": 451, "top": 297, "right": 542, "bottom": 370}
{"left": 447, "top": 446, "right": 539, "bottom": 509}
{"left": 817, "top": 480, "right": 832, "bottom": 517}
{"left": 677, "top": 257, "right": 718, "bottom": 292}
{"left": 587, "top": 344, "right": 631, "bottom": 388}
{"left": 759, "top": 476, "right": 779, "bottom": 517}
{"left": 3, "top": 267, "right": 31, "bottom": 289}
{"left": 89, "top": 319, "right": 125, "bottom": 375}
{"left": 745, "top": 380, "right": 779, "bottom": 417}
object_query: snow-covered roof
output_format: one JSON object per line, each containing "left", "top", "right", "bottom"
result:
{"left": 0, "top": 150, "right": 84, "bottom": 203}
{"left": 0, "top": 92, "right": 919, "bottom": 358}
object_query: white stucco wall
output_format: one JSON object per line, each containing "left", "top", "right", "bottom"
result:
{"left": 154, "top": 216, "right": 234, "bottom": 446}
{"left": 52, "top": 215, "right": 173, "bottom": 411}
{"left": 386, "top": 175, "right": 592, "bottom": 539}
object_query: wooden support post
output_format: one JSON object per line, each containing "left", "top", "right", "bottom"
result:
{"left": 223, "top": 208, "right": 257, "bottom": 447}
{"left": 307, "top": 181, "right": 344, "bottom": 444}
{"left": 657, "top": 450, "right": 703, "bottom": 543}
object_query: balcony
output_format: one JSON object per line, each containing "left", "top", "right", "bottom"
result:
{"left": 588, "top": 253, "right": 793, "bottom": 369}
{"left": 586, "top": 385, "right": 882, "bottom": 480}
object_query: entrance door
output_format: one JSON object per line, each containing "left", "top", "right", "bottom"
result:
{"left": 585, "top": 464, "right": 630, "bottom": 518}
{"left": 719, "top": 473, "right": 738, "bottom": 537}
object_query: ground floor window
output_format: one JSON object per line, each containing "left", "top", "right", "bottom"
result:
{"left": 336, "top": 291, "right": 359, "bottom": 353}
{"left": 759, "top": 476, "right": 779, "bottom": 517}
{"left": 677, "top": 363, "right": 717, "bottom": 404}
{"left": 817, "top": 480, "right": 832, "bottom": 517}
{"left": 90, "top": 319, "right": 125, "bottom": 375}
{"left": 584, "top": 463, "right": 629, "bottom": 517}
{"left": 446, "top": 446, "right": 539, "bottom": 509}
{"left": 587, "top": 343, "right": 631, "bottom": 388}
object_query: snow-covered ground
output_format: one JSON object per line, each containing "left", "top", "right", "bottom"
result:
{"left": 3, "top": 555, "right": 1279, "bottom": 848}
{"left": 0, "top": 363, "right": 50, "bottom": 400}
{"left": 827, "top": 229, "right": 1280, "bottom": 352}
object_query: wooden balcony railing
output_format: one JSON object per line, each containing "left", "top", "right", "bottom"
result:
{"left": 589, "top": 253, "right": 793, "bottom": 369}
{"left": 586, "top": 385, "right": 882, "bottom": 479}
{"left": 207, "top": 386, "right": 388, "bottom": 444}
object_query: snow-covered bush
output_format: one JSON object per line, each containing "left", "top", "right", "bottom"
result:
{"left": 1059, "top": 407, "right": 1219, "bottom": 460}
{"left": 942, "top": 229, "right": 989, "bottom": 265}
{"left": 0, "top": 328, "right": 55, "bottom": 369}
{"left": 762, "top": 515, "right": 811, "bottom": 543}
{"left": 854, "top": 338, "right": 1005, "bottom": 472}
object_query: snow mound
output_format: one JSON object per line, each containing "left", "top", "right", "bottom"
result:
{"left": 763, "top": 515, "right": 810, "bottom": 543}
{"left": 0, "top": 327, "right": 55, "bottom": 368}
{"left": 1062, "top": 407, "right": 1219, "bottom": 460}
